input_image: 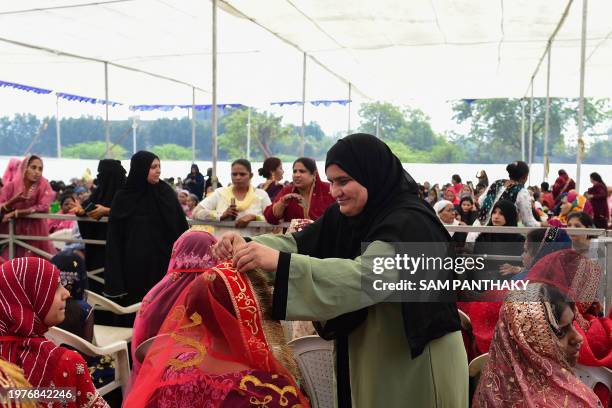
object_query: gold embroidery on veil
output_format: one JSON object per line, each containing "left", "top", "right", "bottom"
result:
{"left": 168, "top": 312, "right": 207, "bottom": 369}
{"left": 239, "top": 374, "right": 301, "bottom": 407}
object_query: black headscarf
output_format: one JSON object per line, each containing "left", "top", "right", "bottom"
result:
{"left": 52, "top": 251, "right": 88, "bottom": 300}
{"left": 78, "top": 159, "right": 126, "bottom": 278}
{"left": 286, "top": 134, "right": 460, "bottom": 406}
{"left": 111, "top": 152, "right": 185, "bottom": 236}
{"left": 474, "top": 199, "right": 524, "bottom": 245}
{"left": 51, "top": 251, "right": 93, "bottom": 341}
{"left": 84, "top": 159, "right": 126, "bottom": 208}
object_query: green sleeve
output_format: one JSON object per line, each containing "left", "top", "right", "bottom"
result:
{"left": 272, "top": 240, "right": 398, "bottom": 321}
{"left": 250, "top": 233, "right": 298, "bottom": 253}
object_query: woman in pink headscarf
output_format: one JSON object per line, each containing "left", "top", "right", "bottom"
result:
{"left": 129, "top": 227, "right": 218, "bottom": 383}
{"left": 2, "top": 158, "right": 22, "bottom": 186}
{"left": 0, "top": 156, "right": 55, "bottom": 259}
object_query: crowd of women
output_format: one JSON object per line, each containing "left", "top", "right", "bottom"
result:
{"left": 0, "top": 133, "right": 611, "bottom": 407}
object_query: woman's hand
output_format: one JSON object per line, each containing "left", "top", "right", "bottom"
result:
{"left": 235, "top": 214, "right": 256, "bottom": 228}
{"left": 2, "top": 211, "right": 16, "bottom": 222}
{"left": 87, "top": 204, "right": 109, "bottom": 220}
{"left": 499, "top": 263, "right": 522, "bottom": 276}
{"left": 283, "top": 193, "right": 303, "bottom": 205}
{"left": 220, "top": 206, "right": 238, "bottom": 221}
{"left": 212, "top": 232, "right": 246, "bottom": 259}
{"left": 233, "top": 241, "right": 279, "bottom": 273}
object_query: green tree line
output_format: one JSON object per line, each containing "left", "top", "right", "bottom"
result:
{"left": 0, "top": 100, "right": 609, "bottom": 163}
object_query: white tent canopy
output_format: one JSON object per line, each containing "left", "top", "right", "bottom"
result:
{"left": 1, "top": 0, "right": 611, "bottom": 106}
{"left": 221, "top": 0, "right": 612, "bottom": 101}
{"left": 0, "top": 0, "right": 350, "bottom": 106}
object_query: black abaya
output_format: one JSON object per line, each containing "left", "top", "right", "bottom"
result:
{"left": 104, "top": 151, "right": 189, "bottom": 305}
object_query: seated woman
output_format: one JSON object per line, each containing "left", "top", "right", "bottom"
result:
{"left": 193, "top": 159, "right": 271, "bottom": 234}
{"left": 51, "top": 251, "right": 92, "bottom": 340}
{"left": 567, "top": 211, "right": 599, "bottom": 258}
{"left": 257, "top": 157, "right": 285, "bottom": 201}
{"left": 185, "top": 193, "right": 198, "bottom": 218}
{"left": 130, "top": 228, "right": 218, "bottom": 380}
{"left": 124, "top": 263, "right": 309, "bottom": 408}
{"left": 263, "top": 157, "right": 334, "bottom": 224}
{"left": 443, "top": 187, "right": 458, "bottom": 205}
{"left": 473, "top": 283, "right": 601, "bottom": 407}
{"left": 462, "top": 227, "right": 573, "bottom": 356}
{"left": 550, "top": 190, "right": 593, "bottom": 226}
{"left": 0, "top": 258, "right": 109, "bottom": 408}
{"left": 48, "top": 193, "right": 78, "bottom": 234}
{"left": 432, "top": 200, "right": 463, "bottom": 245}
{"left": 453, "top": 196, "right": 478, "bottom": 247}
{"left": 469, "top": 200, "right": 525, "bottom": 280}
{"left": 177, "top": 189, "right": 191, "bottom": 215}
{"left": 0, "top": 155, "right": 56, "bottom": 259}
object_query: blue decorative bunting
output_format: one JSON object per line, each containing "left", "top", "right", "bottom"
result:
{"left": 56, "top": 92, "right": 122, "bottom": 106}
{"left": 129, "top": 103, "right": 245, "bottom": 112}
{"left": 271, "top": 99, "right": 350, "bottom": 107}
{"left": 1, "top": 79, "right": 349, "bottom": 111}
{"left": 0, "top": 80, "right": 52, "bottom": 94}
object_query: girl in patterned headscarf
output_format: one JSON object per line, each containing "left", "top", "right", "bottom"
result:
{"left": 474, "top": 283, "right": 600, "bottom": 407}
{"left": 0, "top": 258, "right": 108, "bottom": 408}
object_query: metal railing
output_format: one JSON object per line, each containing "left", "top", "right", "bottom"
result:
{"left": 1, "top": 213, "right": 610, "bottom": 308}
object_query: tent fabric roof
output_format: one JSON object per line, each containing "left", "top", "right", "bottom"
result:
{"left": 0, "top": 0, "right": 611, "bottom": 106}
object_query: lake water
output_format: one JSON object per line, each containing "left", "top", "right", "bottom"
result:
{"left": 1, "top": 156, "right": 608, "bottom": 191}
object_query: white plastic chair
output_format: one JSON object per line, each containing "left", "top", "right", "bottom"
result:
{"left": 468, "top": 353, "right": 489, "bottom": 377}
{"left": 49, "top": 228, "right": 73, "bottom": 251}
{"left": 574, "top": 364, "right": 612, "bottom": 391}
{"left": 84, "top": 290, "right": 141, "bottom": 347}
{"left": 288, "top": 335, "right": 335, "bottom": 408}
{"left": 458, "top": 309, "right": 472, "bottom": 331}
{"left": 45, "top": 326, "right": 130, "bottom": 396}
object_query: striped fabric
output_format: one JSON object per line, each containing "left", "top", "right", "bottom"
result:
{"left": 0, "top": 257, "right": 64, "bottom": 387}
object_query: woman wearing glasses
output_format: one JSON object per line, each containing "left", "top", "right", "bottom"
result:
{"left": 193, "top": 159, "right": 271, "bottom": 235}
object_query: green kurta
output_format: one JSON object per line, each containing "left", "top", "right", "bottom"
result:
{"left": 253, "top": 233, "right": 468, "bottom": 408}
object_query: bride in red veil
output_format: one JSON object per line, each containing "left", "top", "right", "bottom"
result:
{"left": 124, "top": 261, "right": 309, "bottom": 408}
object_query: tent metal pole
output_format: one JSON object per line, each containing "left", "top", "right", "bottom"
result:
{"left": 347, "top": 82, "right": 352, "bottom": 134}
{"left": 131, "top": 117, "right": 137, "bottom": 155}
{"left": 543, "top": 42, "right": 552, "bottom": 182}
{"left": 211, "top": 0, "right": 218, "bottom": 188}
{"left": 55, "top": 94, "right": 61, "bottom": 158}
{"left": 576, "top": 0, "right": 588, "bottom": 192}
{"left": 528, "top": 80, "right": 534, "bottom": 173}
{"left": 246, "top": 107, "right": 251, "bottom": 161}
{"left": 300, "top": 52, "right": 306, "bottom": 156}
{"left": 520, "top": 99, "right": 526, "bottom": 162}
{"left": 104, "top": 61, "right": 110, "bottom": 158}
{"left": 191, "top": 87, "right": 196, "bottom": 163}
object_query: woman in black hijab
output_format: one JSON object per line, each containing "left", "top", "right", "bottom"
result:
{"left": 104, "top": 151, "right": 189, "bottom": 306}
{"left": 77, "top": 159, "right": 126, "bottom": 291}
{"left": 472, "top": 199, "right": 525, "bottom": 280}
{"left": 214, "top": 134, "right": 467, "bottom": 407}
{"left": 184, "top": 164, "right": 205, "bottom": 200}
